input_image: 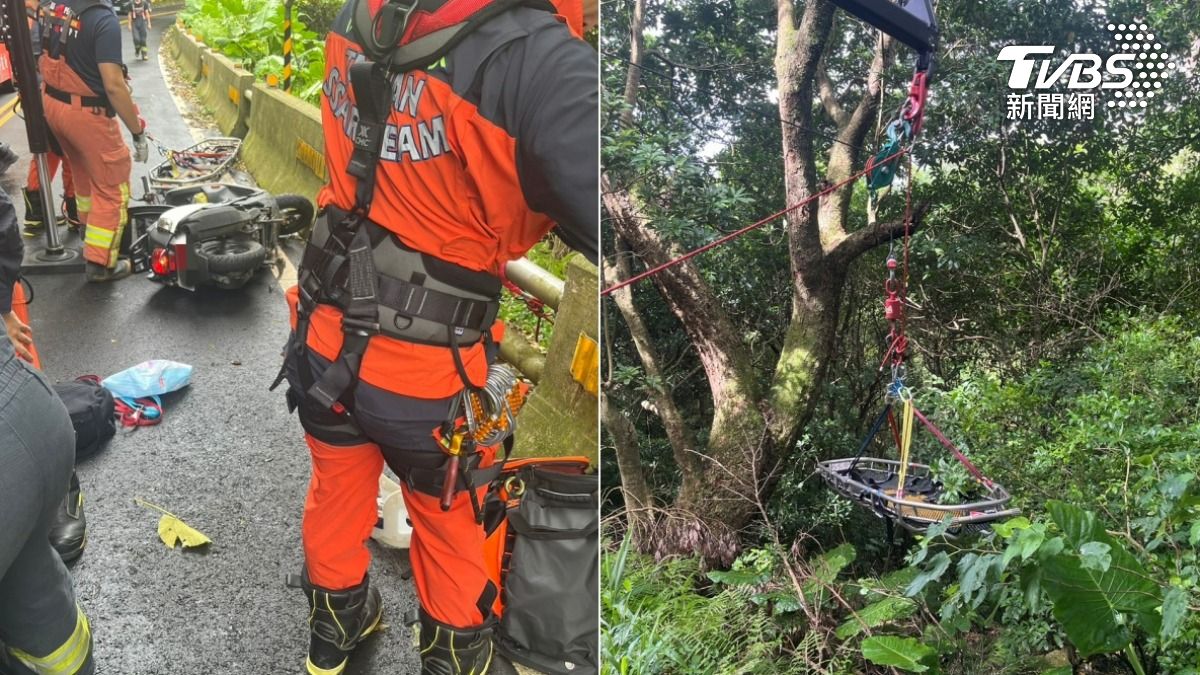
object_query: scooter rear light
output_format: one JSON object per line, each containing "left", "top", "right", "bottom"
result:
{"left": 150, "top": 247, "right": 175, "bottom": 276}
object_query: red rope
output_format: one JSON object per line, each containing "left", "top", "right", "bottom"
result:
{"left": 911, "top": 406, "right": 993, "bottom": 489}
{"left": 601, "top": 147, "right": 910, "bottom": 297}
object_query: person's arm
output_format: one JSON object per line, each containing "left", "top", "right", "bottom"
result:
{"left": 93, "top": 16, "right": 143, "bottom": 139}
{"left": 478, "top": 16, "right": 598, "bottom": 263}
{"left": 99, "top": 63, "right": 141, "bottom": 135}
{"left": 0, "top": 192, "right": 33, "bottom": 362}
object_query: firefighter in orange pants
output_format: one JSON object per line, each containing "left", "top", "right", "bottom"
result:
{"left": 23, "top": 147, "right": 79, "bottom": 235}
{"left": 38, "top": 0, "right": 148, "bottom": 282}
{"left": 277, "top": 0, "right": 597, "bottom": 673}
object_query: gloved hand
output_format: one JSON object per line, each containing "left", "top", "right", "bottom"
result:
{"left": 132, "top": 133, "right": 149, "bottom": 163}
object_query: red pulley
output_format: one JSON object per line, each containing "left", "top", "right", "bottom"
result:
{"left": 884, "top": 292, "right": 903, "bottom": 321}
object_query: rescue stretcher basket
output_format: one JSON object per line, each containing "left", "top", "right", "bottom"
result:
{"left": 148, "top": 137, "right": 242, "bottom": 190}
{"left": 817, "top": 456, "right": 1019, "bottom": 537}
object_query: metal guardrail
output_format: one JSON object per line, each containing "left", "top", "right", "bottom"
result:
{"left": 499, "top": 257, "right": 567, "bottom": 383}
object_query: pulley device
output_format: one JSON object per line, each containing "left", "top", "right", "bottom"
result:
{"left": 816, "top": 0, "right": 1019, "bottom": 537}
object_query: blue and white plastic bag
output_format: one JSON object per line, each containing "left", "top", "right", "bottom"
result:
{"left": 102, "top": 360, "right": 193, "bottom": 399}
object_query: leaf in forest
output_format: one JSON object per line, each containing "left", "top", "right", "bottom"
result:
{"left": 1078, "top": 542, "right": 1111, "bottom": 573}
{"left": 906, "top": 551, "right": 951, "bottom": 597}
{"left": 1160, "top": 586, "right": 1189, "bottom": 644}
{"left": 136, "top": 498, "right": 212, "bottom": 550}
{"left": 835, "top": 596, "right": 918, "bottom": 640}
{"left": 992, "top": 516, "right": 1031, "bottom": 539}
{"left": 801, "top": 543, "right": 856, "bottom": 606}
{"left": 860, "top": 635, "right": 935, "bottom": 672}
{"left": 1042, "top": 501, "right": 1162, "bottom": 658}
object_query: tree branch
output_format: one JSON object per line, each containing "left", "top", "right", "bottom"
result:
{"left": 602, "top": 175, "right": 760, "bottom": 415}
{"left": 605, "top": 237, "right": 705, "bottom": 483}
{"left": 831, "top": 201, "right": 930, "bottom": 264}
{"left": 815, "top": 63, "right": 849, "bottom": 127}
{"left": 600, "top": 389, "right": 654, "bottom": 517}
{"left": 820, "top": 33, "right": 894, "bottom": 250}
{"left": 619, "top": 0, "right": 647, "bottom": 128}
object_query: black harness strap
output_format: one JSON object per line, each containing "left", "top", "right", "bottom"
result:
{"left": 282, "top": 61, "right": 393, "bottom": 412}
{"left": 846, "top": 403, "right": 893, "bottom": 476}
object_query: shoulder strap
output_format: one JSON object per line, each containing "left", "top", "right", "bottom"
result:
{"left": 346, "top": 61, "right": 394, "bottom": 213}
{"left": 350, "top": 0, "right": 556, "bottom": 71}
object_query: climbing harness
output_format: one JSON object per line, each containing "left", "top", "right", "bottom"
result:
{"left": 275, "top": 0, "right": 548, "bottom": 522}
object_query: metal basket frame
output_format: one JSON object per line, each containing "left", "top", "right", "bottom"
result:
{"left": 148, "top": 137, "right": 242, "bottom": 190}
{"left": 818, "top": 456, "right": 1019, "bottom": 534}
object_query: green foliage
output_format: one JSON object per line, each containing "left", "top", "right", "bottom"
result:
{"left": 860, "top": 636, "right": 937, "bottom": 673}
{"left": 181, "top": 0, "right": 326, "bottom": 104}
{"left": 601, "top": 538, "right": 810, "bottom": 675}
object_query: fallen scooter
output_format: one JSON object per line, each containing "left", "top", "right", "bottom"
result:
{"left": 129, "top": 182, "right": 314, "bottom": 291}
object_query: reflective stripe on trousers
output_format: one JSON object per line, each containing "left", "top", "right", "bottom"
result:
{"left": 10, "top": 606, "right": 92, "bottom": 674}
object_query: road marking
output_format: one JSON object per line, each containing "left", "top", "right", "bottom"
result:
{"left": 0, "top": 97, "right": 19, "bottom": 129}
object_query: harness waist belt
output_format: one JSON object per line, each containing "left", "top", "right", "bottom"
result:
{"left": 44, "top": 85, "right": 114, "bottom": 117}
{"left": 299, "top": 206, "right": 501, "bottom": 348}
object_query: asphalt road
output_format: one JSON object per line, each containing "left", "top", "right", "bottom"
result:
{"left": 1, "top": 18, "right": 423, "bottom": 675}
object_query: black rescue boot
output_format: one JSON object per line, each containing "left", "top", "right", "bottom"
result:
{"left": 418, "top": 609, "right": 496, "bottom": 675}
{"left": 62, "top": 196, "right": 82, "bottom": 231}
{"left": 85, "top": 261, "right": 132, "bottom": 283}
{"left": 49, "top": 470, "right": 87, "bottom": 563}
{"left": 298, "top": 570, "right": 383, "bottom": 675}
{"left": 22, "top": 188, "right": 47, "bottom": 236}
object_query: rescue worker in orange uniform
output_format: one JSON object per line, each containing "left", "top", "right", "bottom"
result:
{"left": 38, "top": 0, "right": 148, "bottom": 282}
{"left": 23, "top": 0, "right": 80, "bottom": 236}
{"left": 276, "top": 0, "right": 597, "bottom": 673}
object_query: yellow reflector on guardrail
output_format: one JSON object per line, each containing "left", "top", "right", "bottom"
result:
{"left": 295, "top": 140, "right": 327, "bottom": 181}
{"left": 570, "top": 334, "right": 599, "bottom": 397}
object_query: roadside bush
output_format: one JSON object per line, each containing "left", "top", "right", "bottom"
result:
{"left": 181, "top": 0, "right": 325, "bottom": 104}
{"left": 296, "top": 0, "right": 342, "bottom": 34}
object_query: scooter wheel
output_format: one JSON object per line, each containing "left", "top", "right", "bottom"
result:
{"left": 275, "top": 195, "right": 315, "bottom": 237}
{"left": 200, "top": 239, "right": 268, "bottom": 274}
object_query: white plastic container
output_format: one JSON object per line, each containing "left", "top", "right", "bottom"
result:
{"left": 372, "top": 472, "right": 412, "bottom": 549}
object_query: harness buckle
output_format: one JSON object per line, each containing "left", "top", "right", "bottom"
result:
{"left": 341, "top": 317, "right": 381, "bottom": 335}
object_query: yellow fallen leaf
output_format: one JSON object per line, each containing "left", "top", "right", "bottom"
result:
{"left": 135, "top": 498, "right": 212, "bottom": 550}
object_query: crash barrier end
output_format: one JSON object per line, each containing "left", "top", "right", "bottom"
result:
{"left": 513, "top": 255, "right": 599, "bottom": 462}
{"left": 241, "top": 83, "right": 326, "bottom": 207}
{"left": 196, "top": 51, "right": 252, "bottom": 137}
{"left": 169, "top": 25, "right": 204, "bottom": 82}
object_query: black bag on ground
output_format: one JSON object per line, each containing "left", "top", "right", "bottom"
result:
{"left": 52, "top": 376, "right": 116, "bottom": 460}
{"left": 495, "top": 465, "right": 599, "bottom": 675}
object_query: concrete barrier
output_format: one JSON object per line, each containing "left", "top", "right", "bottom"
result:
{"left": 513, "top": 255, "right": 599, "bottom": 463}
{"left": 196, "top": 51, "right": 253, "bottom": 137}
{"left": 171, "top": 25, "right": 204, "bottom": 82}
{"left": 241, "top": 83, "right": 326, "bottom": 204}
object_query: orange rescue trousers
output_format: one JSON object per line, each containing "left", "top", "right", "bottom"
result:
{"left": 303, "top": 435, "right": 499, "bottom": 628}
{"left": 39, "top": 54, "right": 130, "bottom": 268}
{"left": 26, "top": 150, "right": 75, "bottom": 199}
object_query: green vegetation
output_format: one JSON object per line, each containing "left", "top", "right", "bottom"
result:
{"left": 180, "top": 0, "right": 326, "bottom": 104}
{"left": 602, "top": 0, "right": 1200, "bottom": 672}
